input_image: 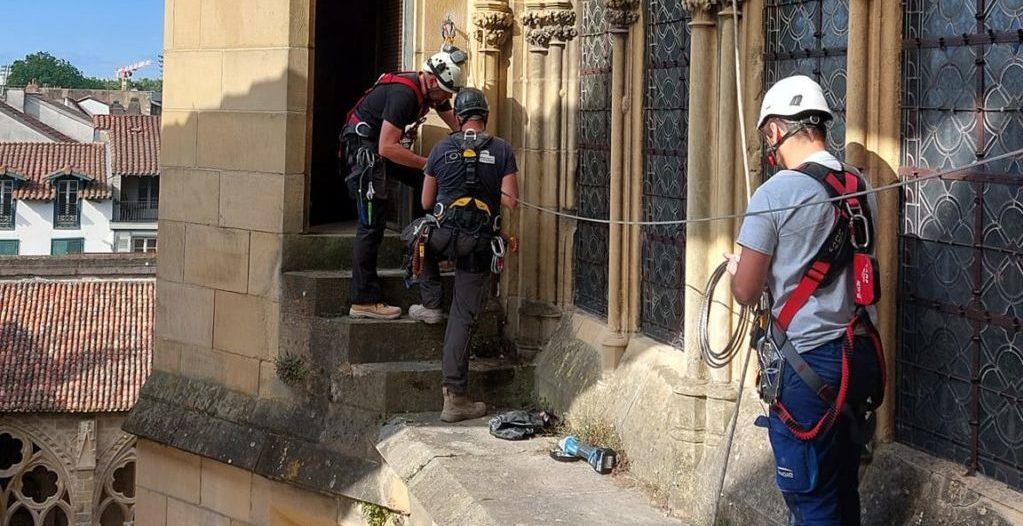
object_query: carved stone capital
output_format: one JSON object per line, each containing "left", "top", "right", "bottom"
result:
{"left": 604, "top": 0, "right": 639, "bottom": 29}
{"left": 681, "top": 0, "right": 717, "bottom": 14}
{"left": 521, "top": 9, "right": 578, "bottom": 50}
{"left": 474, "top": 8, "right": 515, "bottom": 51}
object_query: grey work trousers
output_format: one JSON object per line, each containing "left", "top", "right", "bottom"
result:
{"left": 419, "top": 255, "right": 491, "bottom": 394}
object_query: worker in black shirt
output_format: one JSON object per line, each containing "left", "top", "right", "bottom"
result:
{"left": 408, "top": 88, "right": 519, "bottom": 422}
{"left": 342, "top": 45, "right": 466, "bottom": 320}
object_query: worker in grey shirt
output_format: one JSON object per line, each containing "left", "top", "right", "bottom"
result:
{"left": 727, "top": 75, "right": 883, "bottom": 525}
{"left": 408, "top": 88, "right": 519, "bottom": 423}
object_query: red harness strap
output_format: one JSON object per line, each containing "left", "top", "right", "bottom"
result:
{"left": 770, "top": 162, "right": 887, "bottom": 441}
{"left": 344, "top": 72, "right": 428, "bottom": 127}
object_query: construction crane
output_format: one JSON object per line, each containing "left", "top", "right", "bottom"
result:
{"left": 115, "top": 60, "right": 152, "bottom": 91}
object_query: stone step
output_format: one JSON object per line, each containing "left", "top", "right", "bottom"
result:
{"left": 282, "top": 232, "right": 405, "bottom": 272}
{"left": 283, "top": 269, "right": 460, "bottom": 317}
{"left": 334, "top": 359, "right": 534, "bottom": 415}
{"left": 304, "top": 310, "right": 504, "bottom": 365}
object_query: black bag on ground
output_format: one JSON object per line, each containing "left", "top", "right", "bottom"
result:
{"left": 488, "top": 410, "right": 558, "bottom": 441}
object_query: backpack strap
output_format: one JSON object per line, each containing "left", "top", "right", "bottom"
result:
{"left": 345, "top": 72, "right": 427, "bottom": 126}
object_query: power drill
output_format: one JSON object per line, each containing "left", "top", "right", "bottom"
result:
{"left": 559, "top": 436, "right": 617, "bottom": 474}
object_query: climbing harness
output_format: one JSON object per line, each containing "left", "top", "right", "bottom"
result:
{"left": 341, "top": 72, "right": 431, "bottom": 225}
{"left": 759, "top": 162, "right": 887, "bottom": 442}
{"left": 402, "top": 130, "right": 506, "bottom": 285}
{"left": 426, "top": 130, "right": 505, "bottom": 274}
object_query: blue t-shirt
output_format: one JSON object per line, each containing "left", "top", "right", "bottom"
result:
{"left": 424, "top": 133, "right": 518, "bottom": 212}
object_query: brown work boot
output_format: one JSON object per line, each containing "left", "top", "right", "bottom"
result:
{"left": 440, "top": 387, "right": 487, "bottom": 423}
{"left": 349, "top": 303, "right": 401, "bottom": 320}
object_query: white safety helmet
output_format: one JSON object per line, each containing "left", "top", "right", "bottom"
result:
{"left": 757, "top": 75, "right": 833, "bottom": 129}
{"left": 423, "top": 45, "right": 468, "bottom": 94}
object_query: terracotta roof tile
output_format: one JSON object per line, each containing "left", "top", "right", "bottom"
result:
{"left": 0, "top": 100, "right": 77, "bottom": 142}
{"left": 94, "top": 115, "right": 160, "bottom": 176}
{"left": 0, "top": 142, "right": 110, "bottom": 200}
{"left": 0, "top": 279, "right": 153, "bottom": 413}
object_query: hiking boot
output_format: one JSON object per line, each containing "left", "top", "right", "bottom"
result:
{"left": 349, "top": 303, "right": 401, "bottom": 320}
{"left": 440, "top": 387, "right": 487, "bottom": 423}
{"left": 409, "top": 304, "right": 445, "bottom": 325}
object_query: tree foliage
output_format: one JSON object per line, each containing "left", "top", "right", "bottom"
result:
{"left": 7, "top": 52, "right": 88, "bottom": 88}
{"left": 6, "top": 52, "right": 162, "bottom": 92}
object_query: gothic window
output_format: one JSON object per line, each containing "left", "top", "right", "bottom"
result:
{"left": 897, "top": 0, "right": 1023, "bottom": 491}
{"left": 0, "top": 429, "right": 73, "bottom": 526}
{"left": 640, "top": 0, "right": 691, "bottom": 343}
{"left": 574, "top": 0, "right": 613, "bottom": 317}
{"left": 763, "top": 0, "right": 849, "bottom": 162}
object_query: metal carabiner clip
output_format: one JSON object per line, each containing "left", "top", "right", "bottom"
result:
{"left": 491, "top": 236, "right": 506, "bottom": 258}
{"left": 845, "top": 201, "right": 871, "bottom": 250}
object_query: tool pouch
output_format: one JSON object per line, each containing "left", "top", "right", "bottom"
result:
{"left": 853, "top": 253, "right": 880, "bottom": 306}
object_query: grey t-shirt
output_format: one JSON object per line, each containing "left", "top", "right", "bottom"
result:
{"left": 737, "top": 150, "right": 877, "bottom": 352}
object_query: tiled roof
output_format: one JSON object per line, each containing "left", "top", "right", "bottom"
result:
{"left": 0, "top": 100, "right": 77, "bottom": 142}
{"left": 0, "top": 279, "right": 153, "bottom": 413}
{"left": 0, "top": 142, "right": 110, "bottom": 200}
{"left": 94, "top": 115, "right": 160, "bottom": 176}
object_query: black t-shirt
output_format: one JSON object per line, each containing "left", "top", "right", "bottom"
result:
{"left": 424, "top": 133, "right": 518, "bottom": 213}
{"left": 351, "top": 73, "right": 451, "bottom": 141}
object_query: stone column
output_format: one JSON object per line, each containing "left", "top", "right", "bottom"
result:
{"left": 517, "top": 4, "right": 577, "bottom": 352}
{"left": 602, "top": 0, "right": 640, "bottom": 365}
{"left": 473, "top": 1, "right": 514, "bottom": 134}
{"left": 709, "top": 1, "right": 741, "bottom": 388}
{"left": 681, "top": 1, "right": 717, "bottom": 382}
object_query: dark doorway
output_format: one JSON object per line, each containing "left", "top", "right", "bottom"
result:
{"left": 309, "top": 0, "right": 404, "bottom": 227}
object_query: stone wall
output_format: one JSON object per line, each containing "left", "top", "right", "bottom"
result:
{"left": 137, "top": 0, "right": 314, "bottom": 522}
{"left": 135, "top": 441, "right": 372, "bottom": 526}
{"left": 535, "top": 312, "right": 1023, "bottom": 525}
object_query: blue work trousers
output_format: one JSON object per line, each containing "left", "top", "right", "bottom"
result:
{"left": 767, "top": 336, "right": 882, "bottom": 526}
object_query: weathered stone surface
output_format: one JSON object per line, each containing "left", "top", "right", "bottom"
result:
{"left": 537, "top": 312, "right": 1021, "bottom": 526}
{"left": 281, "top": 232, "right": 404, "bottom": 272}
{"left": 123, "top": 371, "right": 408, "bottom": 512}
{"left": 377, "top": 414, "right": 682, "bottom": 525}
{"left": 334, "top": 359, "right": 534, "bottom": 415}
{"left": 282, "top": 269, "right": 456, "bottom": 316}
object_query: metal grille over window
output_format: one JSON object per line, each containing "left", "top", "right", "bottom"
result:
{"left": 0, "top": 429, "right": 73, "bottom": 526}
{"left": 898, "top": 0, "right": 1023, "bottom": 492}
{"left": 640, "top": 0, "right": 691, "bottom": 343}
{"left": 574, "top": 0, "right": 613, "bottom": 317}
{"left": 54, "top": 179, "right": 80, "bottom": 229}
{"left": 763, "top": 0, "right": 849, "bottom": 161}
{"left": 0, "top": 179, "right": 13, "bottom": 230}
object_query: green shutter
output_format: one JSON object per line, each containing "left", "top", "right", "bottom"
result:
{"left": 0, "top": 240, "right": 18, "bottom": 255}
{"left": 51, "top": 238, "right": 84, "bottom": 255}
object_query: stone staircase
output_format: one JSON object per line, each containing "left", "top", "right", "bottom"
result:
{"left": 281, "top": 229, "right": 534, "bottom": 417}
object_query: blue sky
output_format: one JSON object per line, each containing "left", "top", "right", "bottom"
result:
{"left": 0, "top": 0, "right": 164, "bottom": 80}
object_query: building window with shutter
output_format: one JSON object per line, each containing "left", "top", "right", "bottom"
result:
{"left": 51, "top": 238, "right": 84, "bottom": 255}
{"left": 0, "top": 178, "right": 14, "bottom": 230}
{"left": 131, "top": 236, "right": 157, "bottom": 253}
{"left": 54, "top": 178, "right": 81, "bottom": 229}
{"left": 0, "top": 240, "right": 18, "bottom": 255}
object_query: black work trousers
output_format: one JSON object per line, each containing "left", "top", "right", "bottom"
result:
{"left": 419, "top": 255, "right": 491, "bottom": 394}
{"left": 349, "top": 158, "right": 422, "bottom": 305}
